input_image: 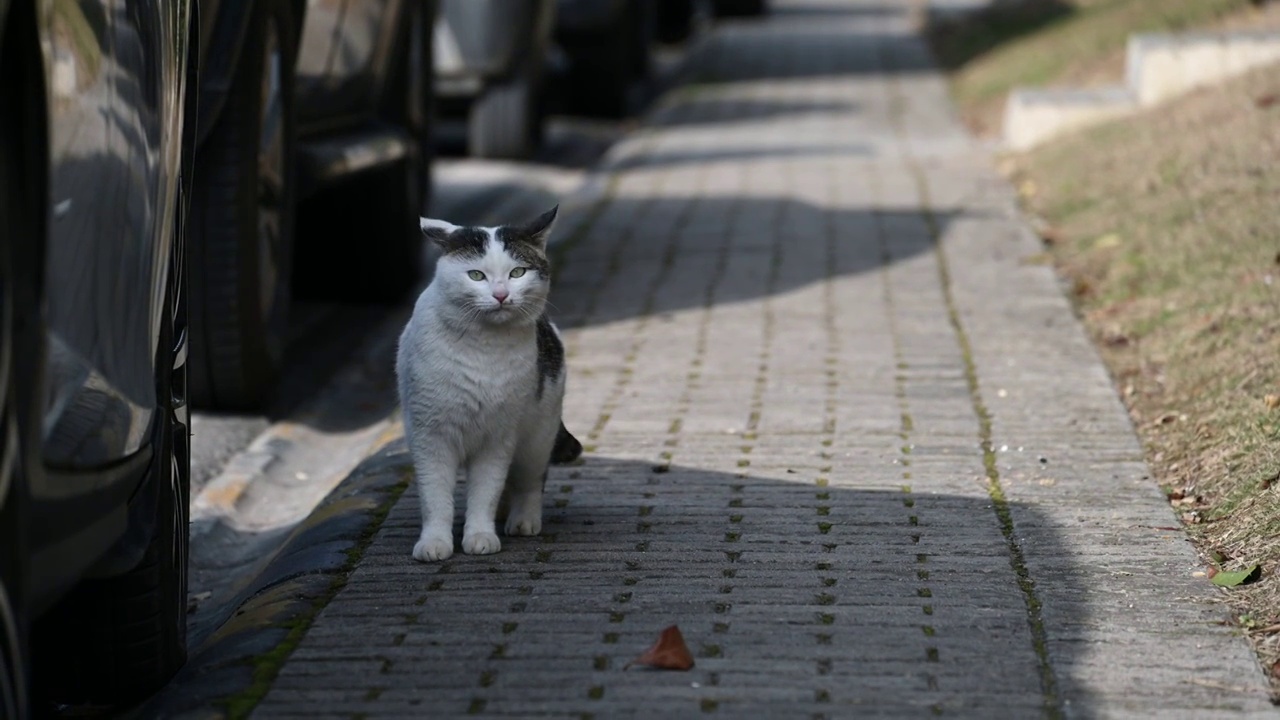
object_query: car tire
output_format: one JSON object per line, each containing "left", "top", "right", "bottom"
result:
{"left": 30, "top": 184, "right": 191, "bottom": 711}
{"left": 657, "top": 0, "right": 696, "bottom": 43}
{"left": 189, "top": 0, "right": 297, "bottom": 411}
{"left": 468, "top": 68, "right": 541, "bottom": 160}
{"left": 562, "top": 5, "right": 643, "bottom": 119}
{"left": 711, "top": 0, "right": 766, "bottom": 17}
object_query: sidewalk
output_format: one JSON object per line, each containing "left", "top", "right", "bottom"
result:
{"left": 251, "top": 1, "right": 1272, "bottom": 717}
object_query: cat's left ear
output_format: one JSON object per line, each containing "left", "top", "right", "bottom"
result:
{"left": 522, "top": 205, "right": 558, "bottom": 249}
{"left": 420, "top": 217, "right": 459, "bottom": 247}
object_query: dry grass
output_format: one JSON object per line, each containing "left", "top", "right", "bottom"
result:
{"left": 1006, "top": 63, "right": 1280, "bottom": 688}
{"left": 924, "top": 0, "right": 1269, "bottom": 136}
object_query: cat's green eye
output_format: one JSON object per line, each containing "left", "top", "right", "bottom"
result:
{"left": 467, "top": 270, "right": 485, "bottom": 281}
{"left": 510, "top": 267, "right": 527, "bottom": 279}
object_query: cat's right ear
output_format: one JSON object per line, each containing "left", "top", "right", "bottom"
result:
{"left": 420, "top": 218, "right": 459, "bottom": 247}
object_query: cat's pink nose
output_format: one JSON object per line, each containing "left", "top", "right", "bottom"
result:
{"left": 492, "top": 288, "right": 509, "bottom": 304}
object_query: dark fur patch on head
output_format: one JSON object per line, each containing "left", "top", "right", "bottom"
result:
{"left": 496, "top": 226, "right": 551, "bottom": 277}
{"left": 430, "top": 227, "right": 489, "bottom": 260}
{"left": 495, "top": 206, "right": 558, "bottom": 277}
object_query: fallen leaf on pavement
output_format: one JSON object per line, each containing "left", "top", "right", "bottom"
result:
{"left": 1211, "top": 564, "right": 1261, "bottom": 588}
{"left": 625, "top": 625, "right": 695, "bottom": 671}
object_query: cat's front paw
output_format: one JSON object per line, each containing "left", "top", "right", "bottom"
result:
{"left": 462, "top": 531, "right": 501, "bottom": 555}
{"left": 413, "top": 534, "right": 454, "bottom": 562}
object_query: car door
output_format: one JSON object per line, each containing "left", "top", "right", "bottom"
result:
{"left": 41, "top": 0, "right": 185, "bottom": 470}
{"left": 42, "top": 0, "right": 168, "bottom": 471}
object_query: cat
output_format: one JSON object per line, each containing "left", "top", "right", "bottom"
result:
{"left": 396, "top": 205, "right": 581, "bottom": 562}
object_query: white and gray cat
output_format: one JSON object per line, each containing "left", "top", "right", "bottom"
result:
{"left": 396, "top": 205, "right": 582, "bottom": 562}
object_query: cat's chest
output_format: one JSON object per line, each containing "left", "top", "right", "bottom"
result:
{"left": 409, "top": 326, "right": 537, "bottom": 398}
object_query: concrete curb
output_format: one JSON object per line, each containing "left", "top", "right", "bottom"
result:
{"left": 1003, "top": 30, "right": 1280, "bottom": 150}
{"left": 132, "top": 439, "right": 412, "bottom": 719}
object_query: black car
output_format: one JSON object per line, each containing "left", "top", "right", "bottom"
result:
{"left": 0, "top": 0, "right": 197, "bottom": 714}
{"left": 0, "top": 0, "right": 439, "bottom": 714}
{"left": 190, "top": 0, "right": 439, "bottom": 411}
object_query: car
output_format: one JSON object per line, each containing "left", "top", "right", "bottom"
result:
{"left": 433, "top": 0, "right": 557, "bottom": 160}
{"left": 554, "top": 0, "right": 656, "bottom": 118}
{"left": 188, "top": 0, "right": 440, "bottom": 412}
{"left": 0, "top": 0, "right": 198, "bottom": 714}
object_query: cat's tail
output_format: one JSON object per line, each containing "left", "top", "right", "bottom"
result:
{"left": 550, "top": 421, "right": 583, "bottom": 464}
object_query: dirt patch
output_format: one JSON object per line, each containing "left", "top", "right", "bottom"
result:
{"left": 924, "top": 0, "right": 1270, "bottom": 136}
{"left": 1004, "top": 62, "right": 1280, "bottom": 693}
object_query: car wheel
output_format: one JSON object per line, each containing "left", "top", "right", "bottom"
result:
{"left": 189, "top": 0, "right": 297, "bottom": 411}
{"left": 468, "top": 66, "right": 542, "bottom": 160}
{"left": 711, "top": 0, "right": 767, "bottom": 17}
{"left": 31, "top": 177, "right": 191, "bottom": 711}
{"left": 562, "top": 5, "right": 643, "bottom": 119}
{"left": 657, "top": 0, "right": 696, "bottom": 43}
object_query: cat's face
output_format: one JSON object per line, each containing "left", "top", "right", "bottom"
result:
{"left": 421, "top": 206, "right": 558, "bottom": 326}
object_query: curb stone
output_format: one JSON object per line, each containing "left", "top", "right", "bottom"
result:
{"left": 131, "top": 439, "right": 412, "bottom": 720}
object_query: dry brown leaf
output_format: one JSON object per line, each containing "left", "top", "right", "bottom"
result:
{"left": 1256, "top": 93, "right": 1279, "bottom": 109}
{"left": 1271, "top": 660, "right": 1280, "bottom": 680}
{"left": 1264, "top": 394, "right": 1280, "bottom": 410}
{"left": 625, "top": 625, "right": 695, "bottom": 671}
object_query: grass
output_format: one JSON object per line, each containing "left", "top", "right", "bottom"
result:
{"left": 924, "top": 0, "right": 1267, "bottom": 135}
{"left": 1005, "top": 62, "right": 1280, "bottom": 690}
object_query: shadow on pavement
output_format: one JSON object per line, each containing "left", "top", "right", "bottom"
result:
{"left": 921, "top": 0, "right": 1075, "bottom": 72}
{"left": 550, "top": 196, "right": 956, "bottom": 331}
{"left": 144, "top": 448, "right": 1080, "bottom": 716}
{"left": 648, "top": 98, "right": 861, "bottom": 128}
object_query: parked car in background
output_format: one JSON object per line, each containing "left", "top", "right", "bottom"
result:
{"left": 189, "top": 0, "right": 439, "bottom": 411}
{"left": 554, "top": 0, "right": 655, "bottom": 118}
{"left": 0, "top": 0, "right": 197, "bottom": 714}
{"left": 433, "top": 0, "right": 557, "bottom": 160}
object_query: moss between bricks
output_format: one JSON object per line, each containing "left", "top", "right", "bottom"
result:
{"left": 220, "top": 469, "right": 411, "bottom": 718}
{"left": 877, "top": 39, "right": 1065, "bottom": 716}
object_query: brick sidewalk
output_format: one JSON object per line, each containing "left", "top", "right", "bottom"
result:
{"left": 252, "top": 1, "right": 1272, "bottom": 717}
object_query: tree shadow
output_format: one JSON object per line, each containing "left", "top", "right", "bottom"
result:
{"left": 609, "top": 143, "right": 870, "bottom": 170}
{"left": 647, "top": 98, "right": 862, "bottom": 128}
{"left": 143, "top": 447, "right": 1088, "bottom": 715}
{"left": 549, "top": 195, "right": 955, "bottom": 330}
{"left": 922, "top": 0, "right": 1075, "bottom": 71}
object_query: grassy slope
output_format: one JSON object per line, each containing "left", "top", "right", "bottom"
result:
{"left": 927, "top": 0, "right": 1262, "bottom": 135}
{"left": 1011, "top": 63, "right": 1280, "bottom": 684}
